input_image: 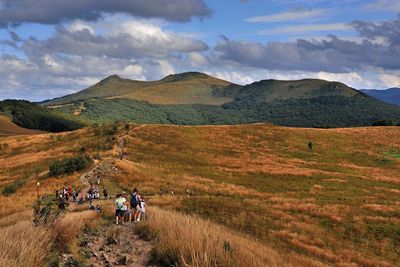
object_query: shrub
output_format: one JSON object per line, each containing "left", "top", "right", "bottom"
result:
{"left": 372, "top": 120, "right": 395, "bottom": 126}
{"left": 2, "top": 177, "right": 27, "bottom": 196}
{"left": 49, "top": 155, "right": 93, "bottom": 177}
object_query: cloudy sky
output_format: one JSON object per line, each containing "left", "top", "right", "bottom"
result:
{"left": 0, "top": 0, "right": 399, "bottom": 101}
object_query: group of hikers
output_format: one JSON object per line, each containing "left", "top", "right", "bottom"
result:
{"left": 114, "top": 188, "right": 146, "bottom": 225}
{"left": 55, "top": 184, "right": 146, "bottom": 225}
{"left": 56, "top": 185, "right": 101, "bottom": 208}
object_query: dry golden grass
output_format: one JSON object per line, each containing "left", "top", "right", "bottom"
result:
{"left": 1, "top": 123, "right": 400, "bottom": 266}
{"left": 0, "top": 210, "right": 98, "bottom": 267}
{"left": 139, "top": 206, "right": 324, "bottom": 267}
{"left": 114, "top": 124, "right": 400, "bottom": 265}
{"left": 114, "top": 75, "right": 232, "bottom": 105}
{"left": 0, "top": 221, "right": 53, "bottom": 267}
{"left": 0, "top": 114, "right": 45, "bottom": 136}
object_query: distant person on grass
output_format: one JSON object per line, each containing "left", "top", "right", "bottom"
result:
{"left": 115, "top": 194, "right": 126, "bottom": 225}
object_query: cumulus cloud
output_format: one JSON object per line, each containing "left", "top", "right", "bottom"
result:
{"left": 1, "top": 12, "right": 399, "bottom": 100}
{"left": 21, "top": 21, "right": 208, "bottom": 60}
{"left": 216, "top": 16, "right": 400, "bottom": 73}
{"left": 206, "top": 67, "right": 381, "bottom": 89}
{"left": 187, "top": 52, "right": 209, "bottom": 67}
{"left": 0, "top": 17, "right": 210, "bottom": 100}
{"left": 0, "top": 0, "right": 211, "bottom": 27}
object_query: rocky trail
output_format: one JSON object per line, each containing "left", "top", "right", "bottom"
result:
{"left": 60, "top": 221, "right": 154, "bottom": 267}
{"left": 84, "top": 223, "right": 153, "bottom": 267}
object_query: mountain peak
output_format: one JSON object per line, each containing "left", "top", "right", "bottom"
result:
{"left": 160, "top": 72, "right": 210, "bottom": 82}
{"left": 101, "top": 74, "right": 122, "bottom": 82}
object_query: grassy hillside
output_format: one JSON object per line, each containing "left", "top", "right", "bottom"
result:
{"left": 42, "top": 72, "right": 236, "bottom": 106}
{"left": 46, "top": 74, "right": 400, "bottom": 128}
{"left": 52, "top": 94, "right": 400, "bottom": 128}
{"left": 0, "top": 124, "right": 399, "bottom": 266}
{"left": 224, "top": 94, "right": 400, "bottom": 128}
{"left": 361, "top": 88, "right": 400, "bottom": 106}
{"left": 115, "top": 124, "right": 400, "bottom": 266}
{"left": 0, "top": 100, "right": 84, "bottom": 132}
{"left": 219, "top": 79, "right": 358, "bottom": 103}
{"left": 0, "top": 114, "right": 45, "bottom": 136}
{"left": 54, "top": 98, "right": 249, "bottom": 125}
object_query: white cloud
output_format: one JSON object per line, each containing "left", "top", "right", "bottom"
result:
{"left": 364, "top": 0, "right": 400, "bottom": 12}
{"left": 379, "top": 72, "right": 400, "bottom": 88}
{"left": 259, "top": 23, "right": 351, "bottom": 35}
{"left": 69, "top": 21, "right": 96, "bottom": 35}
{"left": 210, "top": 71, "right": 257, "bottom": 85}
{"left": 246, "top": 8, "right": 328, "bottom": 23}
{"left": 188, "top": 52, "right": 209, "bottom": 67}
{"left": 120, "top": 64, "right": 146, "bottom": 80}
{"left": 157, "top": 60, "right": 175, "bottom": 77}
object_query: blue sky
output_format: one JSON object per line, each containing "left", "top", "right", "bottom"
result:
{"left": 0, "top": 0, "right": 399, "bottom": 101}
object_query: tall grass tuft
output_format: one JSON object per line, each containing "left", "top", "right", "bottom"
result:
{"left": 0, "top": 210, "right": 98, "bottom": 267}
{"left": 137, "top": 206, "right": 316, "bottom": 267}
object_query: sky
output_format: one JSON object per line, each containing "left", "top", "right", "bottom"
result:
{"left": 0, "top": 0, "right": 399, "bottom": 101}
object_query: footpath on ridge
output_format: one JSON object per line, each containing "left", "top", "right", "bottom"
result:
{"left": 60, "top": 126, "right": 154, "bottom": 267}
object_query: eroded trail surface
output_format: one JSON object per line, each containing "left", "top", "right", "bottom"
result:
{"left": 85, "top": 223, "right": 153, "bottom": 267}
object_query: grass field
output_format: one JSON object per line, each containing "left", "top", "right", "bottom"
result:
{"left": 0, "top": 123, "right": 399, "bottom": 266}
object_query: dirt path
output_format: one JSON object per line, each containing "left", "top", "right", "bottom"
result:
{"left": 80, "top": 159, "right": 118, "bottom": 188}
{"left": 85, "top": 223, "right": 153, "bottom": 267}
{"left": 64, "top": 127, "right": 155, "bottom": 266}
{"left": 62, "top": 157, "right": 155, "bottom": 267}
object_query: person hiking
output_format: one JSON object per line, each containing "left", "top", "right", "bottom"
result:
{"left": 130, "top": 188, "right": 141, "bottom": 222}
{"left": 123, "top": 193, "right": 132, "bottom": 223}
{"left": 115, "top": 194, "right": 126, "bottom": 225}
{"left": 72, "top": 189, "right": 77, "bottom": 202}
{"left": 103, "top": 188, "right": 108, "bottom": 199}
{"left": 140, "top": 196, "right": 146, "bottom": 221}
{"left": 58, "top": 197, "right": 68, "bottom": 211}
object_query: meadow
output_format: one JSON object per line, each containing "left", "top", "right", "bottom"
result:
{"left": 0, "top": 123, "right": 399, "bottom": 266}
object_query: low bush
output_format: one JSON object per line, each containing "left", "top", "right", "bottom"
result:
{"left": 372, "top": 120, "right": 395, "bottom": 126}
{"left": 49, "top": 155, "right": 93, "bottom": 177}
{"left": 2, "top": 177, "right": 27, "bottom": 196}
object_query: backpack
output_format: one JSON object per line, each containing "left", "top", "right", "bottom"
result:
{"left": 116, "top": 198, "right": 125, "bottom": 210}
{"left": 131, "top": 193, "right": 138, "bottom": 207}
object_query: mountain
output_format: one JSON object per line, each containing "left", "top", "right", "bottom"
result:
{"left": 0, "top": 100, "right": 84, "bottom": 132}
{"left": 43, "top": 73, "right": 400, "bottom": 128}
{"left": 222, "top": 79, "right": 400, "bottom": 127}
{"left": 42, "top": 72, "right": 237, "bottom": 106}
{"left": 361, "top": 88, "right": 400, "bottom": 106}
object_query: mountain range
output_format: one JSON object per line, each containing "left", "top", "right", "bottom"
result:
{"left": 38, "top": 72, "right": 400, "bottom": 128}
{"left": 361, "top": 88, "right": 400, "bottom": 106}
{"left": 0, "top": 71, "right": 398, "bottom": 132}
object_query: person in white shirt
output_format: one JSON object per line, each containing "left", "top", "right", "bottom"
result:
{"left": 114, "top": 194, "right": 127, "bottom": 225}
{"left": 140, "top": 196, "right": 146, "bottom": 221}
